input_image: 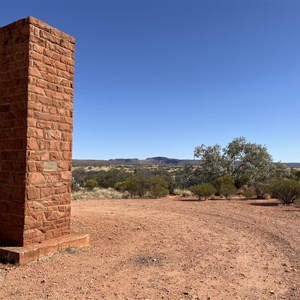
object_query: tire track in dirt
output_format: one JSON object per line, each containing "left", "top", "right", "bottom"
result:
{"left": 70, "top": 198, "right": 299, "bottom": 299}
{"left": 184, "top": 208, "right": 300, "bottom": 299}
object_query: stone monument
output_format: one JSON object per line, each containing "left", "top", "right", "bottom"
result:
{"left": 0, "top": 17, "right": 89, "bottom": 264}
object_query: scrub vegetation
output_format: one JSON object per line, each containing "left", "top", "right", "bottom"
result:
{"left": 72, "top": 137, "right": 300, "bottom": 205}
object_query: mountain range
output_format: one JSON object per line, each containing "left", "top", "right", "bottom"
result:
{"left": 72, "top": 157, "right": 300, "bottom": 168}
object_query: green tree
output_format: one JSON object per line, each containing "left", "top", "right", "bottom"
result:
{"left": 179, "top": 166, "right": 205, "bottom": 188}
{"left": 273, "top": 162, "right": 290, "bottom": 179}
{"left": 189, "top": 183, "right": 216, "bottom": 200}
{"left": 194, "top": 137, "right": 275, "bottom": 184}
{"left": 234, "top": 175, "right": 250, "bottom": 189}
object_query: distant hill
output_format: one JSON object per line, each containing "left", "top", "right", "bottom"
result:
{"left": 285, "top": 163, "right": 300, "bottom": 168}
{"left": 145, "top": 157, "right": 201, "bottom": 166}
{"left": 72, "top": 156, "right": 201, "bottom": 167}
{"left": 72, "top": 157, "right": 300, "bottom": 168}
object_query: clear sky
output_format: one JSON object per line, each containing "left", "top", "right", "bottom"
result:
{"left": 1, "top": 0, "right": 300, "bottom": 162}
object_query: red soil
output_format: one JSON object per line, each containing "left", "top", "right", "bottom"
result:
{"left": 1, "top": 197, "right": 299, "bottom": 300}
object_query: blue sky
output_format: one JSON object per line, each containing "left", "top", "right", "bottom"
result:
{"left": 2, "top": 0, "right": 300, "bottom": 162}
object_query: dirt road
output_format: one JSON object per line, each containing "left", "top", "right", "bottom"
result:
{"left": 0, "top": 197, "right": 299, "bottom": 299}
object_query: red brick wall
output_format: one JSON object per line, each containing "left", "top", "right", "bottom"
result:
{"left": 0, "top": 19, "right": 29, "bottom": 246}
{"left": 0, "top": 17, "right": 75, "bottom": 246}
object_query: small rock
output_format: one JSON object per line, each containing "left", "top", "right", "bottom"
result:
{"left": 270, "top": 290, "right": 275, "bottom": 294}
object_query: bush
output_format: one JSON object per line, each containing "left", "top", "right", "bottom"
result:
{"left": 114, "top": 181, "right": 126, "bottom": 191}
{"left": 243, "top": 190, "right": 256, "bottom": 199}
{"left": 149, "top": 185, "right": 169, "bottom": 198}
{"left": 214, "top": 175, "right": 235, "bottom": 193}
{"left": 85, "top": 178, "right": 98, "bottom": 190}
{"left": 97, "top": 169, "right": 132, "bottom": 188}
{"left": 253, "top": 182, "right": 270, "bottom": 199}
{"left": 173, "top": 189, "right": 192, "bottom": 197}
{"left": 72, "top": 187, "right": 130, "bottom": 200}
{"left": 189, "top": 183, "right": 216, "bottom": 200}
{"left": 291, "top": 169, "right": 300, "bottom": 181}
{"left": 117, "top": 176, "right": 170, "bottom": 198}
{"left": 270, "top": 179, "right": 300, "bottom": 205}
{"left": 234, "top": 176, "right": 249, "bottom": 189}
{"left": 219, "top": 183, "right": 237, "bottom": 199}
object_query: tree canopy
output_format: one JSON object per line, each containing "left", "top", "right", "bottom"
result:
{"left": 194, "top": 137, "right": 277, "bottom": 184}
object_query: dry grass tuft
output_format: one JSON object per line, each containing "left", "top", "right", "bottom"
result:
{"left": 72, "top": 187, "right": 130, "bottom": 200}
{"left": 173, "top": 189, "right": 192, "bottom": 197}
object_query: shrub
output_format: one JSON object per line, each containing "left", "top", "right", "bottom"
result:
{"left": 149, "top": 185, "right": 169, "bottom": 198}
{"left": 173, "top": 189, "right": 192, "bottom": 197}
{"left": 72, "top": 182, "right": 80, "bottom": 192}
{"left": 96, "top": 169, "right": 131, "bottom": 188}
{"left": 189, "top": 183, "right": 216, "bottom": 200}
{"left": 270, "top": 179, "right": 300, "bottom": 205}
{"left": 72, "top": 187, "right": 129, "bottom": 200}
{"left": 120, "top": 177, "right": 144, "bottom": 197}
{"left": 219, "top": 183, "right": 237, "bottom": 199}
{"left": 253, "top": 182, "right": 270, "bottom": 199}
{"left": 118, "top": 176, "right": 170, "bottom": 198}
{"left": 234, "top": 176, "right": 249, "bottom": 189}
{"left": 214, "top": 175, "right": 235, "bottom": 195}
{"left": 147, "top": 177, "right": 170, "bottom": 198}
{"left": 85, "top": 178, "right": 98, "bottom": 190}
{"left": 114, "top": 181, "right": 126, "bottom": 191}
{"left": 291, "top": 169, "right": 300, "bottom": 181}
{"left": 243, "top": 190, "right": 256, "bottom": 199}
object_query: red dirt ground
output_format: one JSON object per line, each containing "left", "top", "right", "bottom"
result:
{"left": 0, "top": 197, "right": 299, "bottom": 300}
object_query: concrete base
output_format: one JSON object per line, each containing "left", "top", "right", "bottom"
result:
{"left": 0, "top": 233, "right": 90, "bottom": 265}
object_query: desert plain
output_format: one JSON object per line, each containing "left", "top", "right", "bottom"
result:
{"left": 0, "top": 196, "right": 299, "bottom": 300}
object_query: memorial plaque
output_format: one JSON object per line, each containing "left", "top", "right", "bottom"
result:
{"left": 44, "top": 161, "right": 58, "bottom": 171}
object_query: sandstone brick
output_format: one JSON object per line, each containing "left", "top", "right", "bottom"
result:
{"left": 40, "top": 152, "right": 50, "bottom": 161}
{"left": 28, "top": 172, "right": 46, "bottom": 185}
{"left": 27, "top": 138, "right": 39, "bottom": 150}
{"left": 49, "top": 151, "right": 62, "bottom": 160}
{"left": 63, "top": 152, "right": 72, "bottom": 160}
{"left": 40, "top": 187, "right": 53, "bottom": 198}
{"left": 26, "top": 186, "right": 40, "bottom": 200}
{"left": 59, "top": 161, "right": 71, "bottom": 171}
{"left": 37, "top": 120, "right": 52, "bottom": 129}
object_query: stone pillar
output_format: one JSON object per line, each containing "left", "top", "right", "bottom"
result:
{"left": 0, "top": 17, "right": 88, "bottom": 263}
{"left": 0, "top": 18, "right": 29, "bottom": 246}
